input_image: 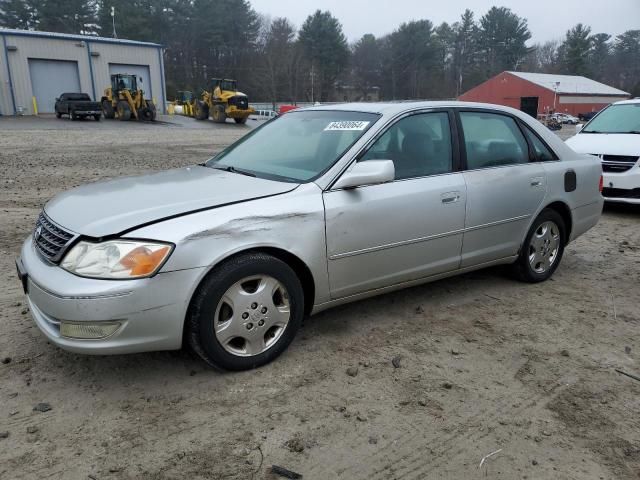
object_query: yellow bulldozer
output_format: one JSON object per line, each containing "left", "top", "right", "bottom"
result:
{"left": 101, "top": 73, "right": 156, "bottom": 121}
{"left": 191, "top": 78, "right": 254, "bottom": 124}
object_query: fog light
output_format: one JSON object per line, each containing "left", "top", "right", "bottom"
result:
{"left": 60, "top": 321, "right": 121, "bottom": 339}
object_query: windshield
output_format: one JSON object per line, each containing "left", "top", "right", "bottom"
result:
{"left": 206, "top": 110, "right": 379, "bottom": 182}
{"left": 582, "top": 103, "right": 640, "bottom": 133}
{"left": 114, "top": 76, "right": 136, "bottom": 91}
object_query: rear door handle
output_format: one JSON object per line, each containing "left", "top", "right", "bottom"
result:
{"left": 441, "top": 191, "right": 461, "bottom": 204}
{"left": 530, "top": 177, "right": 544, "bottom": 187}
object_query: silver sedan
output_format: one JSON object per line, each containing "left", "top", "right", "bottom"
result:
{"left": 16, "top": 101, "right": 604, "bottom": 370}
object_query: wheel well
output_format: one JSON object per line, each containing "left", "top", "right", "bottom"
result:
{"left": 545, "top": 201, "right": 572, "bottom": 241}
{"left": 251, "top": 247, "right": 316, "bottom": 316}
{"left": 194, "top": 247, "right": 316, "bottom": 317}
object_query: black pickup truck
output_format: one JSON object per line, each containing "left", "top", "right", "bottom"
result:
{"left": 54, "top": 93, "right": 102, "bottom": 121}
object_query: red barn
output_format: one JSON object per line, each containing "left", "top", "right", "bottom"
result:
{"left": 459, "top": 71, "right": 630, "bottom": 118}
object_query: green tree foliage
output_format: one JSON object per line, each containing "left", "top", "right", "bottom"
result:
{"left": 351, "top": 34, "right": 382, "bottom": 99}
{"left": 37, "top": 0, "right": 97, "bottom": 34}
{"left": 258, "top": 16, "right": 300, "bottom": 103}
{"left": 0, "top": 0, "right": 36, "bottom": 29}
{"left": 0, "top": 1, "right": 637, "bottom": 101}
{"left": 558, "top": 23, "right": 592, "bottom": 75}
{"left": 298, "top": 10, "right": 349, "bottom": 101}
{"left": 451, "top": 9, "right": 479, "bottom": 96}
{"left": 612, "top": 30, "right": 640, "bottom": 96}
{"left": 387, "top": 20, "right": 437, "bottom": 99}
{"left": 477, "top": 7, "right": 532, "bottom": 76}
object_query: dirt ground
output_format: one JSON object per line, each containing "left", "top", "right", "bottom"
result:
{"left": 1, "top": 116, "right": 639, "bottom": 480}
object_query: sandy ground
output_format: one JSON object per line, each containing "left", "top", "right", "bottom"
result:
{"left": 0, "top": 117, "right": 639, "bottom": 480}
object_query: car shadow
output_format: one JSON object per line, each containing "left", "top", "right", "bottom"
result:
{"left": 603, "top": 202, "right": 640, "bottom": 217}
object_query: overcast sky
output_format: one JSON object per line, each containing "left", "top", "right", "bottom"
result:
{"left": 250, "top": 0, "right": 640, "bottom": 44}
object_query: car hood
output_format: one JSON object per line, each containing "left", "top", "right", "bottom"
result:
{"left": 565, "top": 133, "right": 640, "bottom": 156}
{"left": 45, "top": 166, "right": 298, "bottom": 237}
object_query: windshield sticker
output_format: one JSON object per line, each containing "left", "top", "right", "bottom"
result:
{"left": 324, "top": 121, "right": 370, "bottom": 131}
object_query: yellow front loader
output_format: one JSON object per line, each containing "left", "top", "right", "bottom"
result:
{"left": 101, "top": 74, "right": 156, "bottom": 121}
{"left": 191, "top": 78, "right": 254, "bottom": 124}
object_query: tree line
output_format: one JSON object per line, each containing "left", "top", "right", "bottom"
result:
{"left": 1, "top": 0, "right": 639, "bottom": 102}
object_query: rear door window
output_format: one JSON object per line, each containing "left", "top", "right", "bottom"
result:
{"left": 460, "top": 112, "right": 529, "bottom": 169}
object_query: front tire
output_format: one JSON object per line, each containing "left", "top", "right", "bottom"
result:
{"left": 116, "top": 101, "right": 131, "bottom": 121}
{"left": 195, "top": 100, "right": 209, "bottom": 120}
{"left": 212, "top": 104, "right": 227, "bottom": 123}
{"left": 187, "top": 253, "right": 304, "bottom": 371}
{"left": 512, "top": 209, "right": 566, "bottom": 283}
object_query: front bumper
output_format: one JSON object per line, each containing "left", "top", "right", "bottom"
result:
{"left": 603, "top": 168, "right": 640, "bottom": 205}
{"left": 18, "top": 236, "right": 205, "bottom": 355}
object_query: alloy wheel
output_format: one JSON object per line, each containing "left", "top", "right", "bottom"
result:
{"left": 528, "top": 220, "right": 560, "bottom": 274}
{"left": 214, "top": 275, "right": 290, "bottom": 357}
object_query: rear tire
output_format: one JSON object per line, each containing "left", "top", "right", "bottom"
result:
{"left": 116, "top": 101, "right": 131, "bottom": 121}
{"left": 94, "top": 114, "right": 101, "bottom": 121}
{"left": 102, "top": 100, "right": 115, "bottom": 119}
{"left": 70, "top": 110, "right": 77, "bottom": 121}
{"left": 512, "top": 209, "right": 566, "bottom": 283}
{"left": 148, "top": 102, "right": 157, "bottom": 121}
{"left": 55, "top": 111, "right": 62, "bottom": 119}
{"left": 187, "top": 253, "right": 304, "bottom": 371}
{"left": 139, "top": 107, "right": 154, "bottom": 121}
{"left": 195, "top": 100, "right": 209, "bottom": 120}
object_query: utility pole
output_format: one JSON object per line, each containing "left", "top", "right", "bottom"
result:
{"left": 111, "top": 6, "right": 117, "bottom": 38}
{"left": 310, "top": 64, "right": 315, "bottom": 103}
{"left": 553, "top": 81, "right": 560, "bottom": 113}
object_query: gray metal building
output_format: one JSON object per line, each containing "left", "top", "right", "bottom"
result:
{"left": 0, "top": 28, "right": 166, "bottom": 115}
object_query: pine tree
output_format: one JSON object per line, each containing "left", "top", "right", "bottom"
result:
{"left": 299, "top": 10, "right": 349, "bottom": 102}
{"left": 558, "top": 23, "right": 592, "bottom": 76}
{"left": 0, "top": 0, "right": 36, "bottom": 29}
{"left": 35, "top": 0, "right": 96, "bottom": 34}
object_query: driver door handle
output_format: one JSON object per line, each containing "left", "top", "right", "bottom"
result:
{"left": 441, "top": 192, "right": 461, "bottom": 204}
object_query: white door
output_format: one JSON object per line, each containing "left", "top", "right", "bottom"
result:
{"left": 29, "top": 59, "right": 81, "bottom": 113}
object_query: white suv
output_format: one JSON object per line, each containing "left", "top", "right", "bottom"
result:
{"left": 566, "top": 99, "right": 640, "bottom": 204}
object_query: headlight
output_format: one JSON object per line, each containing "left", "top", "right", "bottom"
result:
{"left": 61, "top": 240, "right": 173, "bottom": 279}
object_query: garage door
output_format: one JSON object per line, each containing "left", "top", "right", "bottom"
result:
{"left": 28, "top": 59, "right": 81, "bottom": 113}
{"left": 108, "top": 64, "right": 152, "bottom": 98}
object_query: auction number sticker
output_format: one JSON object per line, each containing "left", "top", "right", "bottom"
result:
{"left": 325, "top": 121, "right": 370, "bottom": 131}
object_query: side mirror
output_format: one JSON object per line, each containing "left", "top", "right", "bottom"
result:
{"left": 55, "top": 97, "right": 59, "bottom": 101}
{"left": 333, "top": 160, "right": 395, "bottom": 190}
{"left": 575, "top": 124, "right": 584, "bottom": 132}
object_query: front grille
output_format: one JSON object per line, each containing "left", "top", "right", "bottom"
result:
{"left": 229, "top": 95, "right": 249, "bottom": 110}
{"left": 592, "top": 154, "right": 639, "bottom": 173}
{"left": 602, "top": 187, "right": 640, "bottom": 199}
{"left": 33, "top": 212, "right": 75, "bottom": 263}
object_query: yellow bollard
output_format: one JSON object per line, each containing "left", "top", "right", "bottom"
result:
{"left": 167, "top": 104, "right": 175, "bottom": 115}
{"left": 32, "top": 96, "right": 38, "bottom": 116}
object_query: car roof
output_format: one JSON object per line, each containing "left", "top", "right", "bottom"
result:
{"left": 297, "top": 100, "right": 532, "bottom": 116}
{"left": 613, "top": 98, "right": 640, "bottom": 105}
